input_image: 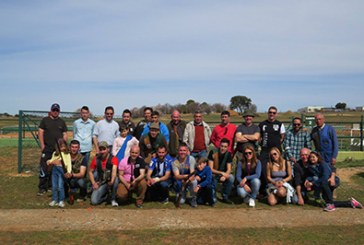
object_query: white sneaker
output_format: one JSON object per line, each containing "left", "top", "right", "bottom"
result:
{"left": 111, "top": 200, "right": 119, "bottom": 207}
{"left": 58, "top": 201, "right": 65, "bottom": 208}
{"left": 49, "top": 200, "right": 58, "bottom": 207}
{"left": 249, "top": 198, "right": 255, "bottom": 207}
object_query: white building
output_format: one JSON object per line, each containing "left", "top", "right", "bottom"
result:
{"left": 304, "top": 106, "right": 324, "bottom": 113}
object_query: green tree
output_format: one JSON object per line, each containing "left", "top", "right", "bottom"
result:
{"left": 335, "top": 102, "right": 347, "bottom": 110}
{"left": 229, "top": 96, "right": 252, "bottom": 114}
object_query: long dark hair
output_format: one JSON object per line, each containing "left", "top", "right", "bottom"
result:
{"left": 55, "top": 138, "right": 69, "bottom": 155}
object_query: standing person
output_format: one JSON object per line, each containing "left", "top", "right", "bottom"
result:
{"left": 73, "top": 106, "right": 95, "bottom": 164}
{"left": 64, "top": 140, "right": 88, "bottom": 203}
{"left": 93, "top": 106, "right": 119, "bottom": 154}
{"left": 146, "top": 145, "right": 172, "bottom": 204}
{"left": 311, "top": 113, "right": 338, "bottom": 166}
{"left": 207, "top": 138, "right": 234, "bottom": 204}
{"left": 210, "top": 110, "right": 237, "bottom": 154}
{"left": 139, "top": 122, "right": 168, "bottom": 164}
{"left": 117, "top": 145, "right": 147, "bottom": 208}
{"left": 112, "top": 124, "right": 139, "bottom": 162}
{"left": 236, "top": 145, "right": 262, "bottom": 207}
{"left": 259, "top": 106, "right": 286, "bottom": 194}
{"left": 37, "top": 103, "right": 68, "bottom": 196}
{"left": 234, "top": 109, "right": 260, "bottom": 174}
{"left": 284, "top": 117, "right": 312, "bottom": 164}
{"left": 47, "top": 139, "right": 72, "bottom": 208}
{"left": 88, "top": 141, "right": 119, "bottom": 207}
{"left": 167, "top": 109, "right": 186, "bottom": 158}
{"left": 142, "top": 111, "right": 170, "bottom": 143}
{"left": 266, "top": 147, "right": 294, "bottom": 206}
{"left": 119, "top": 109, "right": 136, "bottom": 136}
{"left": 183, "top": 110, "right": 212, "bottom": 160}
{"left": 293, "top": 148, "right": 312, "bottom": 206}
{"left": 134, "top": 107, "right": 153, "bottom": 140}
{"left": 172, "top": 143, "right": 198, "bottom": 207}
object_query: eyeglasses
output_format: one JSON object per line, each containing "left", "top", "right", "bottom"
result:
{"left": 268, "top": 111, "right": 276, "bottom": 115}
{"left": 293, "top": 124, "right": 301, "bottom": 127}
{"left": 51, "top": 109, "right": 59, "bottom": 112}
{"left": 244, "top": 151, "right": 253, "bottom": 155}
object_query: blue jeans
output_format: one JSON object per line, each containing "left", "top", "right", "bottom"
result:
{"left": 91, "top": 176, "right": 119, "bottom": 205}
{"left": 173, "top": 179, "right": 197, "bottom": 198}
{"left": 237, "top": 178, "right": 261, "bottom": 200}
{"left": 52, "top": 166, "right": 65, "bottom": 202}
{"left": 81, "top": 152, "right": 91, "bottom": 167}
{"left": 214, "top": 174, "right": 234, "bottom": 200}
{"left": 191, "top": 150, "right": 207, "bottom": 160}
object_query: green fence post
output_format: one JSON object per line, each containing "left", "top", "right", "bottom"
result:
{"left": 18, "top": 110, "right": 23, "bottom": 173}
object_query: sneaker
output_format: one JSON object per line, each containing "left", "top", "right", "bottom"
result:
{"left": 351, "top": 197, "right": 363, "bottom": 209}
{"left": 49, "top": 200, "right": 58, "bottom": 207}
{"left": 135, "top": 203, "right": 143, "bottom": 208}
{"left": 176, "top": 193, "right": 186, "bottom": 204}
{"left": 77, "top": 197, "right": 86, "bottom": 203}
{"left": 58, "top": 201, "right": 65, "bottom": 208}
{"left": 190, "top": 197, "right": 197, "bottom": 208}
{"left": 160, "top": 198, "right": 169, "bottom": 204}
{"left": 323, "top": 203, "right": 335, "bottom": 212}
{"left": 111, "top": 200, "right": 119, "bottom": 207}
{"left": 249, "top": 198, "right": 256, "bottom": 207}
{"left": 37, "top": 189, "right": 47, "bottom": 196}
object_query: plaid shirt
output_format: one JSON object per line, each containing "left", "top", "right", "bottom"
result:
{"left": 284, "top": 129, "right": 312, "bottom": 160}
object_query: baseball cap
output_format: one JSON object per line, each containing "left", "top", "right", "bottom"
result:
{"left": 150, "top": 122, "right": 160, "bottom": 130}
{"left": 51, "top": 103, "right": 60, "bottom": 111}
{"left": 98, "top": 141, "right": 109, "bottom": 149}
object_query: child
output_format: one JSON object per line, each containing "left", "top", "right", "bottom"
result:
{"left": 112, "top": 125, "right": 139, "bottom": 162}
{"left": 47, "top": 138, "right": 72, "bottom": 208}
{"left": 194, "top": 158, "right": 215, "bottom": 207}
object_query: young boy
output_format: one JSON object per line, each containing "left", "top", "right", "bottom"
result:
{"left": 194, "top": 158, "right": 215, "bottom": 207}
{"left": 112, "top": 125, "right": 139, "bottom": 162}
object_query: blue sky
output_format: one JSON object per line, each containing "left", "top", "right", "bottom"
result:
{"left": 1, "top": 1, "right": 364, "bottom": 115}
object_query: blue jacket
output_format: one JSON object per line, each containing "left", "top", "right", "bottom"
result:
{"left": 236, "top": 160, "right": 262, "bottom": 183}
{"left": 196, "top": 165, "right": 213, "bottom": 188}
{"left": 142, "top": 122, "right": 170, "bottom": 143}
{"left": 311, "top": 124, "right": 338, "bottom": 163}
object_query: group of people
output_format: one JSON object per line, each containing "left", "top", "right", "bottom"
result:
{"left": 37, "top": 103, "right": 362, "bottom": 211}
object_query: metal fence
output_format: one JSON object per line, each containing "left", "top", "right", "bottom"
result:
{"left": 16, "top": 111, "right": 364, "bottom": 173}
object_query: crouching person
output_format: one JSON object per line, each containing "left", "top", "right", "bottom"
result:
{"left": 64, "top": 140, "right": 88, "bottom": 204}
{"left": 195, "top": 158, "right": 215, "bottom": 207}
{"left": 117, "top": 145, "right": 147, "bottom": 208}
{"left": 172, "top": 143, "right": 198, "bottom": 207}
{"left": 236, "top": 145, "right": 262, "bottom": 207}
{"left": 146, "top": 146, "right": 172, "bottom": 204}
{"left": 89, "top": 141, "right": 119, "bottom": 207}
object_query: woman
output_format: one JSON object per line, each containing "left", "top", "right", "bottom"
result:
{"left": 236, "top": 145, "right": 261, "bottom": 207}
{"left": 305, "top": 151, "right": 363, "bottom": 212}
{"left": 266, "top": 147, "right": 294, "bottom": 206}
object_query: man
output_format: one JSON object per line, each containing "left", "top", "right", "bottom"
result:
{"left": 311, "top": 113, "right": 338, "bottom": 166}
{"left": 88, "top": 141, "right": 119, "bottom": 207}
{"left": 208, "top": 138, "right": 234, "bottom": 204}
{"left": 293, "top": 148, "right": 311, "bottom": 205}
{"left": 259, "top": 106, "right": 286, "bottom": 193}
{"left": 139, "top": 122, "right": 168, "bottom": 164}
{"left": 119, "top": 109, "right": 136, "bottom": 136}
{"left": 37, "top": 103, "right": 68, "bottom": 196}
{"left": 172, "top": 143, "right": 198, "bottom": 207}
{"left": 134, "top": 107, "right": 153, "bottom": 140}
{"left": 146, "top": 145, "right": 172, "bottom": 203}
{"left": 117, "top": 145, "right": 147, "bottom": 208}
{"left": 93, "top": 106, "right": 119, "bottom": 154}
{"left": 210, "top": 110, "right": 237, "bottom": 154}
{"left": 142, "top": 111, "right": 170, "bottom": 143}
{"left": 284, "top": 117, "right": 312, "bottom": 164}
{"left": 73, "top": 106, "right": 95, "bottom": 164}
{"left": 183, "top": 110, "right": 212, "bottom": 160}
{"left": 167, "top": 109, "right": 186, "bottom": 158}
{"left": 64, "top": 140, "right": 88, "bottom": 203}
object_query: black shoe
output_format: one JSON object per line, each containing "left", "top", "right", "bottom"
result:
{"left": 222, "top": 198, "right": 234, "bottom": 204}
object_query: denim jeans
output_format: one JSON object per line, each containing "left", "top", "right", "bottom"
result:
{"left": 237, "top": 178, "right": 261, "bottom": 200}
{"left": 173, "top": 179, "right": 197, "bottom": 198}
{"left": 52, "top": 166, "right": 65, "bottom": 202}
{"left": 214, "top": 174, "right": 235, "bottom": 200}
{"left": 148, "top": 179, "right": 171, "bottom": 201}
{"left": 81, "top": 152, "right": 91, "bottom": 168}
{"left": 91, "top": 177, "right": 119, "bottom": 205}
{"left": 191, "top": 150, "right": 207, "bottom": 160}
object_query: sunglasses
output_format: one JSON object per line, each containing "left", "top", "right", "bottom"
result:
{"left": 270, "top": 152, "right": 278, "bottom": 156}
{"left": 244, "top": 151, "right": 253, "bottom": 155}
{"left": 268, "top": 111, "right": 277, "bottom": 115}
{"left": 293, "top": 123, "right": 301, "bottom": 126}
{"left": 51, "top": 109, "right": 59, "bottom": 112}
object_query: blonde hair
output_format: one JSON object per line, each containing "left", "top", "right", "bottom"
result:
{"left": 268, "top": 147, "right": 285, "bottom": 171}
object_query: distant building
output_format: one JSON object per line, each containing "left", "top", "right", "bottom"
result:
{"left": 304, "top": 106, "right": 324, "bottom": 113}
{"left": 356, "top": 106, "right": 364, "bottom": 111}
